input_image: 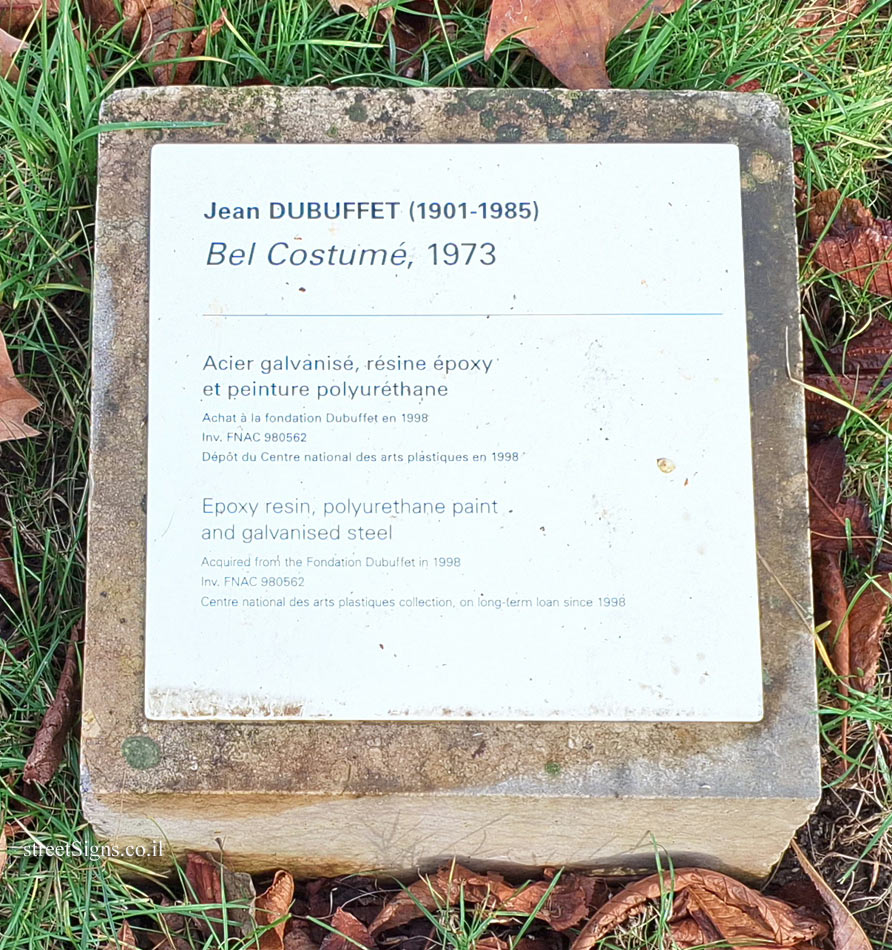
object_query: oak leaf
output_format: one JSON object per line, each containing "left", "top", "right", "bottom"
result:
{"left": 570, "top": 868, "right": 826, "bottom": 950}
{"left": 0, "top": 331, "right": 39, "bottom": 442}
{"left": 255, "top": 871, "right": 296, "bottom": 950}
{"left": 791, "top": 841, "right": 871, "bottom": 950}
{"left": 23, "top": 622, "right": 82, "bottom": 785}
{"left": 808, "top": 189, "right": 892, "bottom": 298}
{"left": 0, "top": 0, "right": 59, "bottom": 35}
{"left": 484, "top": 0, "right": 697, "bottom": 89}
{"left": 848, "top": 573, "right": 892, "bottom": 693}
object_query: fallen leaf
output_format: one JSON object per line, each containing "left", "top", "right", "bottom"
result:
{"left": 371, "top": 865, "right": 601, "bottom": 936}
{"left": 570, "top": 868, "right": 826, "bottom": 950}
{"left": 484, "top": 0, "right": 697, "bottom": 89}
{"left": 791, "top": 841, "right": 871, "bottom": 950}
{"left": 141, "top": 0, "right": 195, "bottom": 84}
{"left": 82, "top": 0, "right": 146, "bottom": 38}
{"left": 813, "top": 551, "right": 849, "bottom": 686}
{"left": 795, "top": 0, "right": 866, "bottom": 44}
{"left": 0, "top": 25, "right": 24, "bottom": 80}
{"left": 180, "top": 8, "right": 225, "bottom": 82}
{"left": 726, "top": 74, "right": 762, "bottom": 92}
{"left": 23, "top": 622, "right": 82, "bottom": 785}
{"left": 0, "top": 538, "right": 20, "bottom": 599}
{"left": 828, "top": 318, "right": 892, "bottom": 374}
{"left": 805, "top": 373, "right": 892, "bottom": 438}
{"left": 808, "top": 189, "right": 892, "bottom": 298}
{"left": 102, "top": 922, "right": 139, "bottom": 950}
{"left": 0, "top": 331, "right": 40, "bottom": 442}
{"left": 848, "top": 573, "right": 892, "bottom": 692}
{"left": 327, "top": 0, "right": 450, "bottom": 78}
{"left": 319, "top": 908, "right": 372, "bottom": 950}
{"left": 0, "top": 0, "right": 59, "bottom": 34}
{"left": 184, "top": 851, "right": 257, "bottom": 938}
{"left": 284, "top": 920, "right": 321, "bottom": 950}
{"left": 255, "top": 870, "right": 295, "bottom": 950}
{"left": 807, "top": 437, "right": 887, "bottom": 567}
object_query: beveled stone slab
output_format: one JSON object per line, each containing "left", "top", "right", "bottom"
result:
{"left": 83, "top": 86, "right": 819, "bottom": 880}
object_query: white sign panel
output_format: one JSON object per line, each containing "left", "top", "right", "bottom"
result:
{"left": 145, "top": 143, "right": 762, "bottom": 721}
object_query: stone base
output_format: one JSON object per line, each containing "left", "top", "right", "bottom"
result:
{"left": 83, "top": 86, "right": 819, "bottom": 881}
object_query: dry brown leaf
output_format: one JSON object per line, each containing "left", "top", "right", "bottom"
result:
{"left": 570, "top": 868, "right": 826, "bottom": 950}
{"left": 0, "top": 0, "right": 59, "bottom": 34}
{"left": 82, "top": 0, "right": 147, "bottom": 39}
{"left": 136, "top": 0, "right": 223, "bottom": 85}
{"left": 813, "top": 551, "right": 849, "bottom": 686}
{"left": 327, "top": 0, "right": 449, "bottom": 78}
{"left": 0, "top": 331, "right": 39, "bottom": 442}
{"left": 805, "top": 373, "right": 892, "bottom": 438}
{"left": 791, "top": 841, "right": 871, "bottom": 950}
{"left": 184, "top": 851, "right": 257, "bottom": 938}
{"left": 141, "top": 0, "right": 194, "bottom": 84}
{"left": 828, "top": 318, "right": 892, "bottom": 374}
{"left": 255, "top": 870, "right": 295, "bottom": 950}
{"left": 807, "top": 437, "right": 888, "bottom": 568}
{"left": 183, "top": 9, "right": 225, "bottom": 80}
{"left": 23, "top": 622, "right": 82, "bottom": 785}
{"left": 848, "top": 573, "right": 892, "bottom": 692}
{"left": 0, "top": 538, "right": 20, "bottom": 599}
{"left": 370, "top": 865, "right": 596, "bottom": 936}
{"left": 102, "top": 922, "right": 139, "bottom": 950}
{"left": 0, "top": 25, "right": 24, "bottom": 80}
{"left": 327, "top": 0, "right": 392, "bottom": 23}
{"left": 484, "top": 0, "right": 697, "bottom": 89}
{"left": 795, "top": 0, "right": 866, "bottom": 44}
{"left": 284, "top": 921, "right": 321, "bottom": 950}
{"left": 726, "top": 74, "right": 762, "bottom": 92}
{"left": 319, "top": 908, "right": 372, "bottom": 950}
{"left": 808, "top": 189, "right": 892, "bottom": 298}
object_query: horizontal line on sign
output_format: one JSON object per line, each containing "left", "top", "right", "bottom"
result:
{"left": 202, "top": 312, "right": 725, "bottom": 318}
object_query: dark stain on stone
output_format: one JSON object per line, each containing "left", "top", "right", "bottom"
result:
{"left": 463, "top": 90, "right": 490, "bottom": 112}
{"left": 547, "top": 127, "right": 567, "bottom": 142}
{"left": 495, "top": 124, "right": 523, "bottom": 142}
{"left": 347, "top": 100, "right": 368, "bottom": 122}
{"left": 479, "top": 110, "right": 497, "bottom": 130}
{"left": 518, "top": 89, "right": 568, "bottom": 119}
{"left": 122, "top": 735, "right": 161, "bottom": 770}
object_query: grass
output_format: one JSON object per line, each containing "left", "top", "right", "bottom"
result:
{"left": 1, "top": 0, "right": 892, "bottom": 946}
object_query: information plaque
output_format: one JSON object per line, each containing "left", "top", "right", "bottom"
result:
{"left": 145, "top": 142, "right": 762, "bottom": 721}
